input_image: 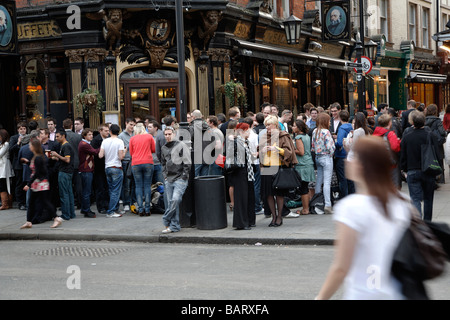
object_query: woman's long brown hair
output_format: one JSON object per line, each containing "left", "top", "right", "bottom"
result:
{"left": 314, "top": 113, "right": 331, "bottom": 140}
{"left": 353, "top": 136, "right": 404, "bottom": 219}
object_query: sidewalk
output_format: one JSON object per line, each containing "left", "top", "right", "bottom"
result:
{"left": 1, "top": 181, "right": 449, "bottom": 245}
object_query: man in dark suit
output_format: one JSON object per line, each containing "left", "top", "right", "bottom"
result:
{"left": 220, "top": 106, "right": 241, "bottom": 137}
{"left": 329, "top": 102, "right": 342, "bottom": 140}
{"left": 8, "top": 122, "right": 28, "bottom": 210}
{"left": 91, "top": 123, "right": 110, "bottom": 214}
{"left": 63, "top": 118, "right": 82, "bottom": 209}
{"left": 401, "top": 100, "right": 417, "bottom": 132}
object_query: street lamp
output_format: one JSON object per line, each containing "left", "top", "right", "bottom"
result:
{"left": 283, "top": 14, "right": 302, "bottom": 45}
{"left": 364, "top": 40, "right": 378, "bottom": 64}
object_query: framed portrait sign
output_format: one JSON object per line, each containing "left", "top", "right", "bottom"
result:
{"left": 322, "top": 0, "right": 351, "bottom": 43}
{"left": 0, "top": 0, "right": 17, "bottom": 55}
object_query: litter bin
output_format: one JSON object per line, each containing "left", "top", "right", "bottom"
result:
{"left": 194, "top": 175, "right": 228, "bottom": 230}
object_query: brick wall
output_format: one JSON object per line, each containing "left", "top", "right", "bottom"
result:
{"left": 229, "top": 0, "right": 316, "bottom": 19}
{"left": 16, "top": 0, "right": 67, "bottom": 9}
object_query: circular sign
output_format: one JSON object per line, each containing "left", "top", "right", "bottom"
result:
{"left": 353, "top": 56, "right": 373, "bottom": 74}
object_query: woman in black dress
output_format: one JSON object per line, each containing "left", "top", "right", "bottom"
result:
{"left": 20, "top": 139, "right": 62, "bottom": 229}
{"left": 226, "top": 123, "right": 255, "bottom": 230}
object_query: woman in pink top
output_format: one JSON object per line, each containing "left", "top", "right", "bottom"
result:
{"left": 129, "top": 123, "right": 156, "bottom": 216}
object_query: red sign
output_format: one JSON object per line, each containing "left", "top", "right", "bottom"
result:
{"left": 353, "top": 56, "right": 373, "bottom": 74}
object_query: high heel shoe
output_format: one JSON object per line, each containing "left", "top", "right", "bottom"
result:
{"left": 268, "top": 217, "right": 276, "bottom": 227}
{"left": 274, "top": 219, "right": 283, "bottom": 227}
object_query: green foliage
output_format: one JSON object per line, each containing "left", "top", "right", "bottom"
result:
{"left": 73, "top": 88, "right": 105, "bottom": 116}
{"left": 216, "top": 81, "right": 247, "bottom": 108}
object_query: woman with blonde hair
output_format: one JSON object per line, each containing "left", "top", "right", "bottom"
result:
{"left": 129, "top": 122, "right": 156, "bottom": 216}
{"left": 259, "top": 115, "right": 298, "bottom": 227}
{"left": 316, "top": 136, "right": 411, "bottom": 300}
{"left": 311, "top": 113, "right": 335, "bottom": 214}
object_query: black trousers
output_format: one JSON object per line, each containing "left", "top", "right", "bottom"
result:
{"left": 14, "top": 169, "right": 26, "bottom": 207}
{"left": 231, "top": 167, "right": 256, "bottom": 229}
{"left": 27, "top": 190, "right": 56, "bottom": 224}
{"left": 94, "top": 169, "right": 109, "bottom": 212}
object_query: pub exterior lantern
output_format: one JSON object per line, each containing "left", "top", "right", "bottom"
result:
{"left": 283, "top": 14, "right": 302, "bottom": 45}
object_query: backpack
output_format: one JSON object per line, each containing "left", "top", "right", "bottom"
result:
{"left": 309, "top": 192, "right": 325, "bottom": 214}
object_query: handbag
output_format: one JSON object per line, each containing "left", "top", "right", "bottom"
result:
{"left": 421, "top": 132, "right": 443, "bottom": 176}
{"left": 215, "top": 154, "right": 226, "bottom": 169}
{"left": 392, "top": 205, "right": 447, "bottom": 283}
{"left": 224, "top": 139, "right": 240, "bottom": 174}
{"left": 30, "top": 179, "right": 50, "bottom": 192}
{"left": 272, "top": 166, "right": 302, "bottom": 190}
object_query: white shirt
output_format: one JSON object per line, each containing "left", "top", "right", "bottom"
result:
{"left": 333, "top": 193, "right": 411, "bottom": 300}
{"left": 101, "top": 137, "right": 125, "bottom": 169}
{"left": 247, "top": 130, "right": 259, "bottom": 165}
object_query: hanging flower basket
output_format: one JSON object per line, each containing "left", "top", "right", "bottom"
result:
{"left": 73, "top": 88, "right": 105, "bottom": 116}
{"left": 216, "top": 81, "right": 247, "bottom": 108}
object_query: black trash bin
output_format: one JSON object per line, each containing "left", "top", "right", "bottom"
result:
{"left": 194, "top": 175, "right": 228, "bottom": 230}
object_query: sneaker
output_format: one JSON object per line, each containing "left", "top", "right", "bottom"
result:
{"left": 106, "top": 213, "right": 122, "bottom": 218}
{"left": 324, "top": 206, "right": 333, "bottom": 214}
{"left": 162, "top": 227, "right": 173, "bottom": 234}
{"left": 123, "top": 205, "right": 130, "bottom": 212}
{"left": 286, "top": 212, "right": 300, "bottom": 218}
{"left": 255, "top": 209, "right": 264, "bottom": 215}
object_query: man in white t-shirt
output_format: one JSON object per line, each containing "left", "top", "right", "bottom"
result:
{"left": 99, "top": 124, "right": 126, "bottom": 217}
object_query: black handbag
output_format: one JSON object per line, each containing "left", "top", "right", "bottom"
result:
{"left": 392, "top": 205, "right": 447, "bottom": 284}
{"left": 224, "top": 139, "right": 239, "bottom": 174}
{"left": 421, "top": 132, "right": 443, "bottom": 176}
{"left": 272, "top": 166, "right": 302, "bottom": 190}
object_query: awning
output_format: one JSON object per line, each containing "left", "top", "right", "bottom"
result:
{"left": 409, "top": 72, "right": 447, "bottom": 84}
{"left": 231, "top": 39, "right": 349, "bottom": 71}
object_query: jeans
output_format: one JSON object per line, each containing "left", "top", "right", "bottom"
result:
{"left": 105, "top": 167, "right": 123, "bottom": 214}
{"left": 58, "top": 171, "right": 75, "bottom": 219}
{"left": 163, "top": 179, "right": 189, "bottom": 232}
{"left": 208, "top": 162, "right": 223, "bottom": 176}
{"left": 153, "top": 164, "right": 164, "bottom": 184}
{"left": 315, "top": 154, "right": 333, "bottom": 207}
{"left": 252, "top": 164, "right": 263, "bottom": 212}
{"left": 195, "top": 164, "right": 209, "bottom": 177}
{"left": 335, "top": 157, "right": 355, "bottom": 200}
{"left": 132, "top": 163, "right": 154, "bottom": 214}
{"left": 79, "top": 171, "right": 93, "bottom": 213}
{"left": 407, "top": 170, "right": 435, "bottom": 221}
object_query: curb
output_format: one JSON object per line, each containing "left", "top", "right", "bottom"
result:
{"left": 0, "top": 232, "right": 334, "bottom": 246}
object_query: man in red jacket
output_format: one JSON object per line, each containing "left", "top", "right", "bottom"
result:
{"left": 373, "top": 114, "right": 401, "bottom": 188}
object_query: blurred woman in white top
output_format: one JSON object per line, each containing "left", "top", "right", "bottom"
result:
{"left": 316, "top": 136, "right": 410, "bottom": 300}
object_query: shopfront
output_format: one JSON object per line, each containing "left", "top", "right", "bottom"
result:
{"left": 231, "top": 38, "right": 349, "bottom": 115}
{"left": 407, "top": 59, "right": 447, "bottom": 107}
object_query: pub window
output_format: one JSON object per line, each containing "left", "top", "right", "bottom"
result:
{"left": 275, "top": 64, "right": 291, "bottom": 110}
{"left": 25, "top": 58, "right": 46, "bottom": 127}
{"left": 49, "top": 54, "right": 68, "bottom": 103}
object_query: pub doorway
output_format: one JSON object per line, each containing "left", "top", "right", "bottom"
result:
{"left": 120, "top": 68, "right": 182, "bottom": 123}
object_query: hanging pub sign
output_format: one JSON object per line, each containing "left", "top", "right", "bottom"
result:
{"left": 322, "top": 0, "right": 351, "bottom": 43}
{"left": 0, "top": 0, "right": 17, "bottom": 55}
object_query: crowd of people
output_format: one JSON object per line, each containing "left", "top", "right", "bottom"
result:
{"left": 0, "top": 99, "right": 448, "bottom": 233}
